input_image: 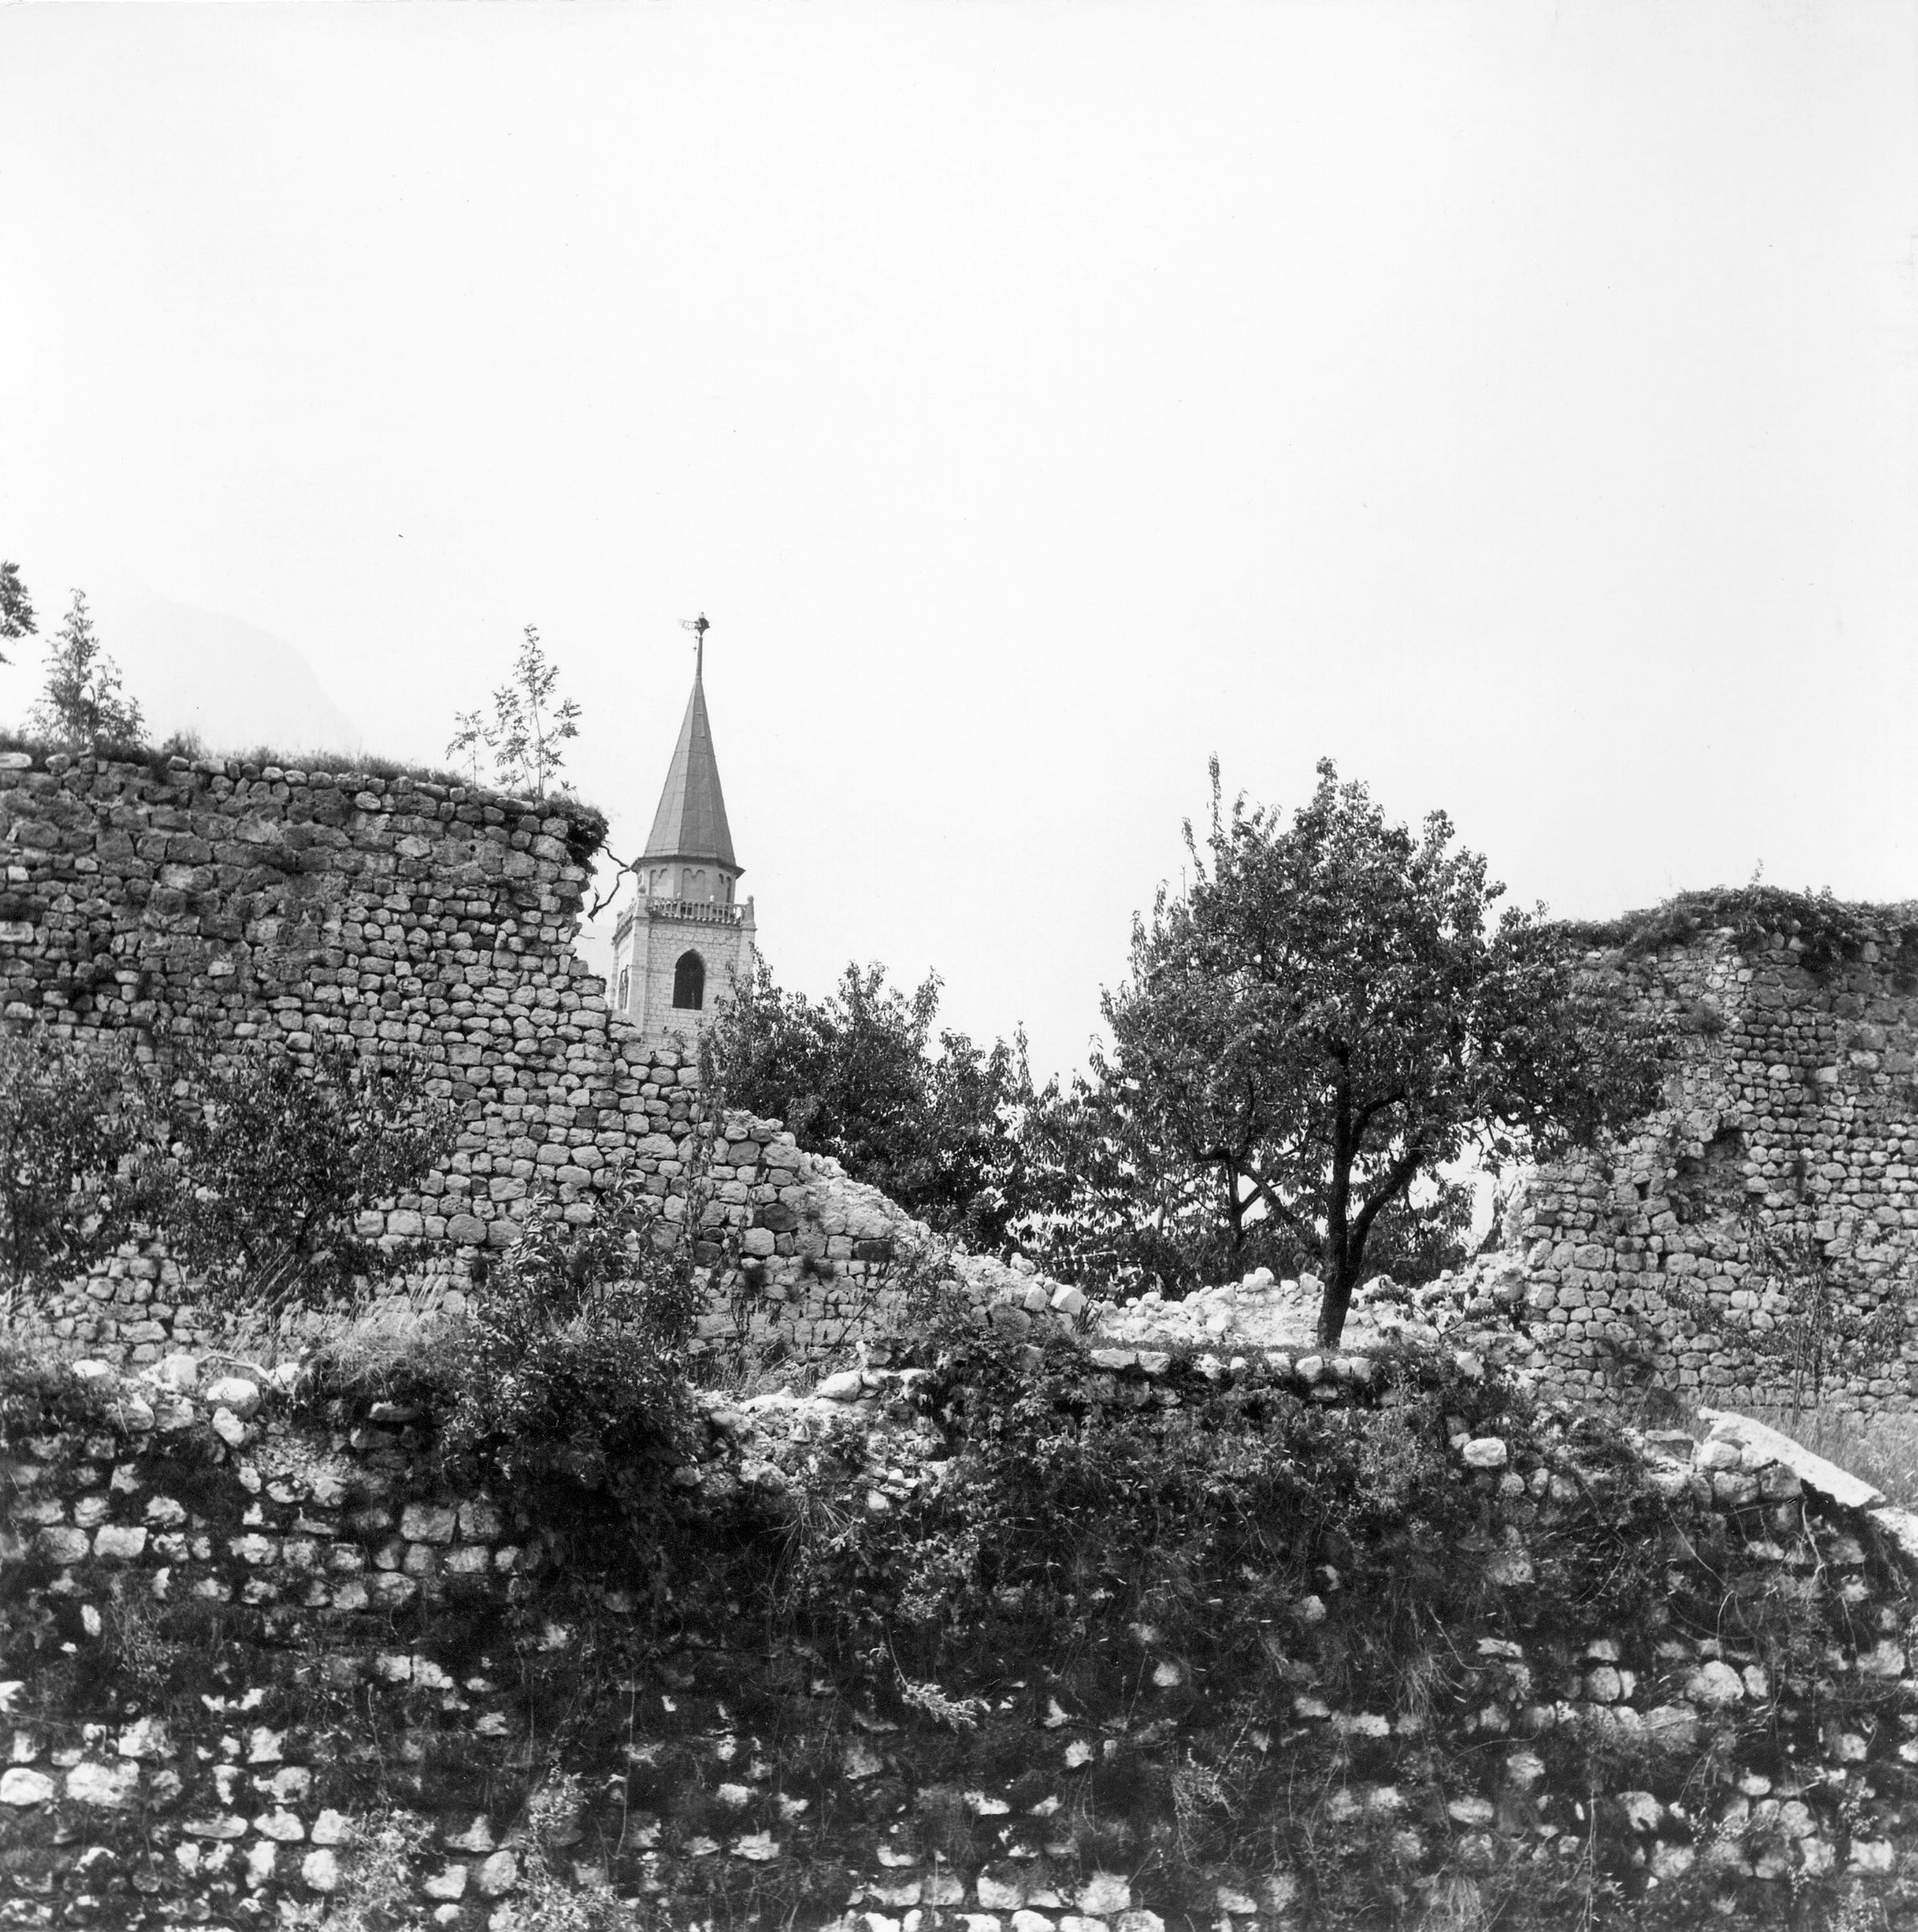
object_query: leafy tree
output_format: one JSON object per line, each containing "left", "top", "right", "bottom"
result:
{"left": 158, "top": 1038, "right": 453, "bottom": 1315}
{"left": 448, "top": 625, "right": 581, "bottom": 798}
{"left": 30, "top": 590, "right": 144, "bottom": 749}
{"left": 0, "top": 1028, "right": 160, "bottom": 1286}
{"left": 0, "top": 560, "right": 35, "bottom": 660}
{"left": 706, "top": 959, "right": 1041, "bottom": 1251}
{"left": 1049, "top": 759, "right": 1664, "bottom": 1345}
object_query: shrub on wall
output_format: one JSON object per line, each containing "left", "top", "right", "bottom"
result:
{"left": 156, "top": 1037, "right": 456, "bottom": 1319}
{"left": 438, "top": 1170, "right": 700, "bottom": 1491}
{"left": 0, "top": 1026, "right": 163, "bottom": 1290}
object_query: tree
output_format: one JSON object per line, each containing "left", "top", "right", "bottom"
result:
{"left": 1058, "top": 759, "right": 1664, "bottom": 1345}
{"left": 30, "top": 590, "right": 144, "bottom": 749}
{"left": 0, "top": 560, "right": 35, "bottom": 660}
{"left": 705, "top": 959, "right": 1041, "bottom": 1251}
{"left": 158, "top": 1038, "right": 454, "bottom": 1315}
{"left": 448, "top": 625, "right": 581, "bottom": 798}
{"left": 0, "top": 1028, "right": 161, "bottom": 1286}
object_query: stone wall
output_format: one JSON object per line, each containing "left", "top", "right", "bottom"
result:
{"left": 9, "top": 1346, "right": 1918, "bottom": 1926}
{"left": 1479, "top": 921, "right": 1918, "bottom": 1411}
{"left": 0, "top": 746, "right": 1047, "bottom": 1368}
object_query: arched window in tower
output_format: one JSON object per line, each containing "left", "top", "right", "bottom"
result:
{"left": 672, "top": 950, "right": 705, "bottom": 1011}
{"left": 617, "top": 967, "right": 630, "bottom": 1012}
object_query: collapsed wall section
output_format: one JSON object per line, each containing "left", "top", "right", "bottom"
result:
{"left": 0, "top": 748, "right": 1044, "bottom": 1366}
{"left": 1485, "top": 921, "right": 1918, "bottom": 1411}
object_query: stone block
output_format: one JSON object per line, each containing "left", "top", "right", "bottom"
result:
{"left": 66, "top": 1761, "right": 138, "bottom": 1806}
{"left": 303, "top": 1848, "right": 341, "bottom": 1892}
{"left": 400, "top": 1502, "right": 458, "bottom": 1545}
{"left": 205, "top": 1376, "right": 262, "bottom": 1418}
{"left": 36, "top": 1526, "right": 89, "bottom": 1565}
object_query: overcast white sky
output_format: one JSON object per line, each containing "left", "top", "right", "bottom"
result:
{"left": 2, "top": 2, "right": 1913, "bottom": 1082}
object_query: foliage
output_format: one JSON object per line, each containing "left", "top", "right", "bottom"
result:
{"left": 448, "top": 623, "right": 581, "bottom": 799}
{"left": 0, "top": 1026, "right": 161, "bottom": 1286}
{"left": 301, "top": 1297, "right": 473, "bottom": 1408}
{"left": 1559, "top": 882, "right": 1918, "bottom": 984}
{"left": 706, "top": 957, "right": 1045, "bottom": 1251}
{"left": 771, "top": 1316, "right": 1676, "bottom": 1781}
{"left": 29, "top": 589, "right": 145, "bottom": 750}
{"left": 327, "top": 1809, "right": 436, "bottom": 1932}
{"left": 157, "top": 1038, "right": 453, "bottom": 1316}
{"left": 0, "top": 558, "right": 35, "bottom": 657}
{"left": 0, "top": 1335, "right": 121, "bottom": 1439}
{"left": 1036, "top": 759, "right": 1665, "bottom": 1343}
{"left": 440, "top": 1170, "right": 698, "bottom": 1488}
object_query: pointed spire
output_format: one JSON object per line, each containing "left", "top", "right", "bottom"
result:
{"left": 643, "top": 646, "right": 737, "bottom": 867}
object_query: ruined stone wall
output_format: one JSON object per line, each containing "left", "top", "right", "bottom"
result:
{"left": 1487, "top": 925, "right": 1918, "bottom": 1412}
{"left": 0, "top": 747, "right": 1044, "bottom": 1368}
{"left": 9, "top": 1348, "right": 1918, "bottom": 1926}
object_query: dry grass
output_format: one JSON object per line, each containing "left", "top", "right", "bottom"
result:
{"left": 1678, "top": 1397, "right": 1918, "bottom": 1512}
{"left": 304, "top": 1291, "right": 472, "bottom": 1401}
{"left": 1738, "top": 1405, "right": 1918, "bottom": 1512}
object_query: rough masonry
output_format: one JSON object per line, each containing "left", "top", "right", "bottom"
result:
{"left": 1467, "top": 914, "right": 1918, "bottom": 1412}
{"left": 8, "top": 1345, "right": 1918, "bottom": 1927}
{"left": 0, "top": 746, "right": 1048, "bottom": 1367}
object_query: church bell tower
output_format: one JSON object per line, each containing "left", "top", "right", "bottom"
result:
{"left": 611, "top": 617, "right": 756, "bottom": 1049}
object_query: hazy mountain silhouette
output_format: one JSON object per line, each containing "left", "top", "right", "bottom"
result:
{"left": 14, "top": 568, "right": 362, "bottom": 756}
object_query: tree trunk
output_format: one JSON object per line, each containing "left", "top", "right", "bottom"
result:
{"left": 1318, "top": 1104, "right": 1354, "bottom": 1346}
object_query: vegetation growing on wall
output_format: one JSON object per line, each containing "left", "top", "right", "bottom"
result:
{"left": 11, "top": 1286, "right": 1917, "bottom": 1930}
{"left": 0, "top": 1028, "right": 161, "bottom": 1288}
{"left": 159, "top": 1037, "right": 455, "bottom": 1319}
{"left": 1560, "top": 884, "right": 1918, "bottom": 983}
{"left": 433, "top": 1171, "right": 701, "bottom": 1492}
{"left": 29, "top": 589, "right": 146, "bottom": 751}
{"left": 0, "top": 1024, "right": 457, "bottom": 1327}
{"left": 447, "top": 623, "right": 584, "bottom": 800}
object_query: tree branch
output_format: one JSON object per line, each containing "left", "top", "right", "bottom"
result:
{"left": 1239, "top": 1168, "right": 1314, "bottom": 1241}
{"left": 1349, "top": 1144, "right": 1426, "bottom": 1254}
{"left": 586, "top": 852, "right": 643, "bottom": 923}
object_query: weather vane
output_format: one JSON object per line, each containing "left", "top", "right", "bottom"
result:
{"left": 680, "top": 611, "right": 709, "bottom": 678}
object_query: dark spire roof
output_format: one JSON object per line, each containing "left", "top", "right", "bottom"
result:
{"left": 643, "top": 658, "right": 737, "bottom": 868}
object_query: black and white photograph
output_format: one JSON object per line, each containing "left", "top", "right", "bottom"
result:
{"left": 2, "top": 5, "right": 1916, "bottom": 1926}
